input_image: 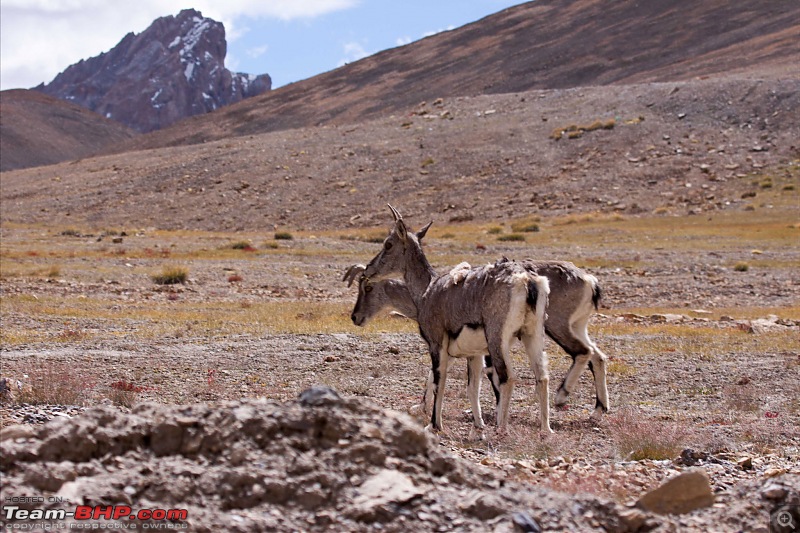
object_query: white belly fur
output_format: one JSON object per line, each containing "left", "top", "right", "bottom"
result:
{"left": 448, "top": 326, "right": 488, "bottom": 358}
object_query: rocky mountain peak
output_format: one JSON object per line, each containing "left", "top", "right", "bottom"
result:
{"left": 35, "top": 9, "right": 271, "bottom": 133}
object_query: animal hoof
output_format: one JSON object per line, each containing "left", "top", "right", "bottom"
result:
{"left": 408, "top": 403, "right": 426, "bottom": 418}
{"left": 495, "top": 427, "right": 510, "bottom": 438}
{"left": 554, "top": 390, "right": 569, "bottom": 406}
{"left": 423, "top": 424, "right": 442, "bottom": 434}
{"left": 468, "top": 427, "right": 486, "bottom": 442}
{"left": 541, "top": 426, "right": 555, "bottom": 434}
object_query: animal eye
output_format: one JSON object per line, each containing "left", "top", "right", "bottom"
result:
{"left": 384, "top": 241, "right": 392, "bottom": 250}
{"left": 365, "top": 285, "right": 373, "bottom": 293}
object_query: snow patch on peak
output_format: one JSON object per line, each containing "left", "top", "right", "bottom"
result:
{"left": 182, "top": 18, "right": 212, "bottom": 56}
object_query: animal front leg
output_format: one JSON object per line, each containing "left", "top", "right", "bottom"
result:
{"left": 483, "top": 355, "right": 500, "bottom": 406}
{"left": 428, "top": 343, "right": 449, "bottom": 432}
{"left": 409, "top": 370, "right": 434, "bottom": 418}
{"left": 466, "top": 356, "right": 486, "bottom": 441}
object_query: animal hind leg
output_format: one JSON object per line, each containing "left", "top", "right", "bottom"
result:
{"left": 523, "top": 333, "right": 553, "bottom": 433}
{"left": 555, "top": 350, "right": 591, "bottom": 408}
{"left": 587, "top": 345, "right": 610, "bottom": 421}
{"left": 572, "top": 316, "right": 610, "bottom": 420}
{"left": 485, "top": 337, "right": 516, "bottom": 433}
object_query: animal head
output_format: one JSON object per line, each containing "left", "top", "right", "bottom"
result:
{"left": 363, "top": 204, "right": 431, "bottom": 280}
{"left": 351, "top": 275, "right": 382, "bottom": 326}
{"left": 343, "top": 263, "right": 413, "bottom": 326}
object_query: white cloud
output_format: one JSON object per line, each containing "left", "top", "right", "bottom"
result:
{"left": 337, "top": 41, "right": 370, "bottom": 66}
{"left": 422, "top": 25, "right": 456, "bottom": 38}
{"left": 246, "top": 45, "right": 269, "bottom": 59}
{"left": 395, "top": 36, "right": 412, "bottom": 47}
{"left": 0, "top": 0, "right": 359, "bottom": 90}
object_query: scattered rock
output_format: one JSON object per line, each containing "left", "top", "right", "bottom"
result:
{"left": 678, "top": 448, "right": 709, "bottom": 467}
{"left": 636, "top": 468, "right": 715, "bottom": 515}
{"left": 761, "top": 484, "right": 789, "bottom": 501}
{"left": 298, "top": 385, "right": 341, "bottom": 406}
{"left": 0, "top": 423, "right": 36, "bottom": 441}
{"left": 511, "top": 511, "right": 542, "bottom": 532}
{"left": 618, "top": 507, "right": 649, "bottom": 531}
{"left": 737, "top": 457, "right": 753, "bottom": 471}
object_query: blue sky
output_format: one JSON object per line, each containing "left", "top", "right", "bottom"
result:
{"left": 0, "top": 1, "right": 527, "bottom": 91}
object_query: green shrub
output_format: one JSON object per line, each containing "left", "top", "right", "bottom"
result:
{"left": 511, "top": 222, "right": 540, "bottom": 233}
{"left": 151, "top": 266, "right": 188, "bottom": 285}
{"left": 497, "top": 234, "right": 526, "bottom": 242}
{"left": 274, "top": 232, "right": 294, "bottom": 241}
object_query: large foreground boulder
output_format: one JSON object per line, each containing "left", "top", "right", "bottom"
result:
{"left": 1, "top": 387, "right": 797, "bottom": 532}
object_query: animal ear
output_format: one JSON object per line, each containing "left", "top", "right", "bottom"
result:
{"left": 417, "top": 221, "right": 433, "bottom": 240}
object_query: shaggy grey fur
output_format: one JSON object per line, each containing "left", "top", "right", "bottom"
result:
{"left": 360, "top": 205, "right": 551, "bottom": 435}
{"left": 345, "top": 259, "right": 611, "bottom": 421}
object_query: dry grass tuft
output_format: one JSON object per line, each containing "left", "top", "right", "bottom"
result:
{"left": 550, "top": 118, "right": 616, "bottom": 140}
{"left": 229, "top": 240, "right": 256, "bottom": 251}
{"left": 607, "top": 407, "right": 690, "bottom": 461}
{"left": 14, "top": 360, "right": 95, "bottom": 406}
{"left": 108, "top": 380, "right": 143, "bottom": 408}
{"left": 510, "top": 220, "right": 541, "bottom": 233}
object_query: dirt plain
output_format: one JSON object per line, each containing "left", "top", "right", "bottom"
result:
{"left": 1, "top": 166, "right": 799, "bottom": 531}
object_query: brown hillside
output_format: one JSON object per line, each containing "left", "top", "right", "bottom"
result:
{"left": 0, "top": 90, "right": 137, "bottom": 172}
{"left": 118, "top": 0, "right": 800, "bottom": 151}
{"left": 1, "top": 0, "right": 798, "bottom": 232}
{"left": 2, "top": 76, "right": 798, "bottom": 232}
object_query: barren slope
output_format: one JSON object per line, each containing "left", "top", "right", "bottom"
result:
{"left": 0, "top": 90, "right": 136, "bottom": 172}
{"left": 2, "top": 77, "right": 798, "bottom": 232}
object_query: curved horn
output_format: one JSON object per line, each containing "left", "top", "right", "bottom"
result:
{"left": 387, "top": 204, "right": 402, "bottom": 222}
{"left": 342, "top": 264, "right": 366, "bottom": 287}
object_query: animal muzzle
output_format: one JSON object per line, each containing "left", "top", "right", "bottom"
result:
{"left": 351, "top": 312, "right": 365, "bottom": 326}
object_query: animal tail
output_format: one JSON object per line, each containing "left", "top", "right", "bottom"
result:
{"left": 587, "top": 274, "right": 602, "bottom": 310}
{"left": 526, "top": 274, "right": 549, "bottom": 367}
